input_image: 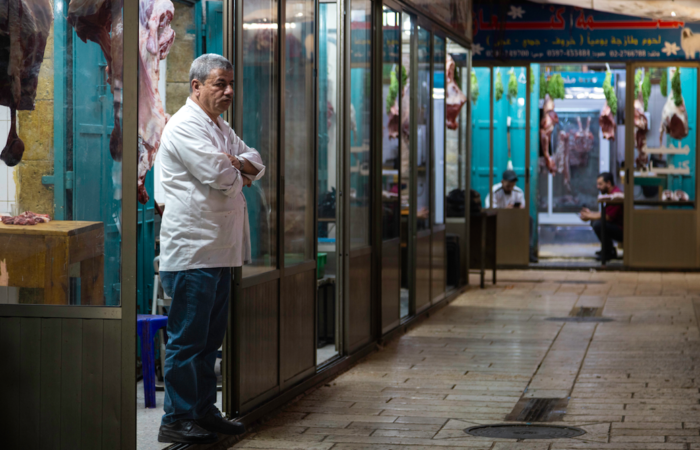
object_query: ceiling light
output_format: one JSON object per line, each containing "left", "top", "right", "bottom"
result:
{"left": 672, "top": 11, "right": 676, "bottom": 16}
{"left": 296, "top": 12, "right": 303, "bottom": 17}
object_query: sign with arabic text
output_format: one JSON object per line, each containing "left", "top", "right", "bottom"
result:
{"left": 473, "top": 3, "right": 700, "bottom": 61}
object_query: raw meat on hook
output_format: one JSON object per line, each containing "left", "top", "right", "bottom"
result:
{"left": 0, "top": 0, "right": 53, "bottom": 166}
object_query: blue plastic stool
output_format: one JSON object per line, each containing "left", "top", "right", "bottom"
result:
{"left": 137, "top": 314, "right": 168, "bottom": 408}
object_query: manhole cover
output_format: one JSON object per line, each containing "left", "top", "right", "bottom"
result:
{"left": 545, "top": 317, "right": 614, "bottom": 322}
{"left": 465, "top": 424, "right": 586, "bottom": 440}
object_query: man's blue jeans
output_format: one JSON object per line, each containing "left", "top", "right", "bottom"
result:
{"left": 159, "top": 268, "right": 231, "bottom": 425}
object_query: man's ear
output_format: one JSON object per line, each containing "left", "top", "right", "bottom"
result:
{"left": 191, "top": 80, "right": 200, "bottom": 96}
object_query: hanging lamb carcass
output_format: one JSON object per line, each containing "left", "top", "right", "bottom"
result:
{"left": 445, "top": 54, "right": 467, "bottom": 130}
{"left": 0, "top": 0, "right": 53, "bottom": 167}
{"left": 599, "top": 70, "right": 617, "bottom": 141}
{"left": 659, "top": 68, "right": 689, "bottom": 144}
{"left": 539, "top": 94, "right": 558, "bottom": 173}
{"left": 68, "top": 0, "right": 175, "bottom": 205}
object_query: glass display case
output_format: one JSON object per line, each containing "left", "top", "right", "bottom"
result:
{"left": 0, "top": 0, "right": 126, "bottom": 306}
{"left": 629, "top": 66, "right": 696, "bottom": 210}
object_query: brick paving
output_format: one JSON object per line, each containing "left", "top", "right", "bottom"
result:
{"left": 230, "top": 270, "right": 700, "bottom": 449}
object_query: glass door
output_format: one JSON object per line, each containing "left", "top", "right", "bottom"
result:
{"left": 380, "top": 5, "right": 402, "bottom": 332}
{"left": 317, "top": 0, "right": 339, "bottom": 366}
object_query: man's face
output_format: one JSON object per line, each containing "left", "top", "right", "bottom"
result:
{"left": 192, "top": 68, "right": 234, "bottom": 117}
{"left": 502, "top": 179, "right": 515, "bottom": 194}
{"left": 596, "top": 177, "right": 612, "bottom": 194}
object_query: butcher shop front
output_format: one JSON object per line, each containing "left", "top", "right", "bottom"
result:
{"left": 472, "top": 1, "right": 700, "bottom": 270}
{"left": 0, "top": 0, "right": 472, "bottom": 449}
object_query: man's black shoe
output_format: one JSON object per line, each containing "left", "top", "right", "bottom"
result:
{"left": 596, "top": 249, "right": 618, "bottom": 261}
{"left": 196, "top": 410, "right": 246, "bottom": 436}
{"left": 158, "top": 420, "right": 218, "bottom": 444}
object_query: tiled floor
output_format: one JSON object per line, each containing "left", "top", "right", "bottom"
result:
{"left": 230, "top": 270, "right": 700, "bottom": 449}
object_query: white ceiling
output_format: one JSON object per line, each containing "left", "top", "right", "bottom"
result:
{"left": 528, "top": 0, "right": 700, "bottom": 23}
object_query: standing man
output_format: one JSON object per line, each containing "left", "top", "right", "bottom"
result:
{"left": 580, "top": 172, "right": 623, "bottom": 261}
{"left": 485, "top": 169, "right": 525, "bottom": 209}
{"left": 157, "top": 54, "right": 265, "bottom": 444}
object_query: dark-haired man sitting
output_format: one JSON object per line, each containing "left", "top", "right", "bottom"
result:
{"left": 579, "top": 172, "right": 623, "bottom": 261}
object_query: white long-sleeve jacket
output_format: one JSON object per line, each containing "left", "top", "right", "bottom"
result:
{"left": 158, "top": 98, "right": 266, "bottom": 271}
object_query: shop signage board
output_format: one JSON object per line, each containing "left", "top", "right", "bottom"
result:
{"left": 473, "top": 3, "right": 700, "bottom": 61}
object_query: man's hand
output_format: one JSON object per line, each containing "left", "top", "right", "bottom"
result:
{"left": 228, "top": 155, "right": 242, "bottom": 170}
{"left": 243, "top": 176, "right": 253, "bottom": 188}
{"left": 579, "top": 207, "right": 592, "bottom": 221}
{"left": 506, "top": 203, "right": 514, "bottom": 209}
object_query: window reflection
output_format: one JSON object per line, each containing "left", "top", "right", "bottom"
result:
{"left": 433, "top": 36, "right": 446, "bottom": 225}
{"left": 416, "top": 27, "right": 430, "bottom": 231}
{"left": 284, "top": 0, "right": 315, "bottom": 266}
{"left": 242, "top": 0, "right": 279, "bottom": 277}
{"left": 446, "top": 43, "right": 470, "bottom": 217}
{"left": 381, "top": 7, "right": 401, "bottom": 241}
{"left": 350, "top": 0, "right": 372, "bottom": 249}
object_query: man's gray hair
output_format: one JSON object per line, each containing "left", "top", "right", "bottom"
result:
{"left": 189, "top": 54, "right": 233, "bottom": 93}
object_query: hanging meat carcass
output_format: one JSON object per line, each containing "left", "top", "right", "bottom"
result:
{"left": 539, "top": 94, "right": 558, "bottom": 174}
{"left": 446, "top": 54, "right": 467, "bottom": 130}
{"left": 660, "top": 96, "right": 689, "bottom": 144}
{"left": 68, "top": 0, "right": 174, "bottom": 205}
{"left": 552, "top": 130, "right": 571, "bottom": 192}
{"left": 634, "top": 97, "right": 649, "bottom": 168}
{"left": 659, "top": 69, "right": 689, "bottom": 144}
{"left": 0, "top": 0, "right": 53, "bottom": 166}
{"left": 570, "top": 116, "right": 594, "bottom": 167}
{"left": 599, "top": 70, "right": 617, "bottom": 141}
{"left": 570, "top": 117, "right": 586, "bottom": 167}
{"left": 68, "top": 0, "right": 124, "bottom": 161}
{"left": 138, "top": 0, "right": 175, "bottom": 204}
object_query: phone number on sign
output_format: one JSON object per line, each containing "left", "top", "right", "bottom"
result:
{"left": 546, "top": 49, "right": 591, "bottom": 58}
{"left": 608, "top": 49, "right": 647, "bottom": 58}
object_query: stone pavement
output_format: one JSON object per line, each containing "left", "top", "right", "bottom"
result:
{"left": 230, "top": 270, "right": 700, "bottom": 450}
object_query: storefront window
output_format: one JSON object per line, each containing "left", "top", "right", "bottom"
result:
{"left": 283, "top": 0, "right": 315, "bottom": 266}
{"left": 401, "top": 14, "right": 412, "bottom": 224}
{"left": 433, "top": 36, "right": 446, "bottom": 225}
{"left": 492, "top": 66, "right": 527, "bottom": 207}
{"left": 318, "top": 2, "right": 338, "bottom": 257}
{"left": 416, "top": 27, "right": 430, "bottom": 231}
{"left": 0, "top": 0, "right": 124, "bottom": 306}
{"left": 446, "top": 42, "right": 470, "bottom": 217}
{"left": 381, "top": 7, "right": 401, "bottom": 241}
{"left": 349, "top": 0, "right": 372, "bottom": 249}
{"left": 630, "top": 66, "right": 696, "bottom": 210}
{"left": 242, "top": 0, "right": 278, "bottom": 277}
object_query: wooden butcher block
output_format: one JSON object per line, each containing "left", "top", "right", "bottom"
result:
{"left": 0, "top": 221, "right": 105, "bottom": 305}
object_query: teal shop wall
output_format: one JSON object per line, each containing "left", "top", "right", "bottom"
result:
{"left": 471, "top": 68, "right": 491, "bottom": 202}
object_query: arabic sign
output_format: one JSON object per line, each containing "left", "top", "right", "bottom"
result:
{"left": 473, "top": 3, "right": 700, "bottom": 61}
{"left": 558, "top": 72, "right": 614, "bottom": 88}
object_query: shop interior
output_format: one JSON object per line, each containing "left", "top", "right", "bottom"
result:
{"left": 470, "top": 63, "right": 697, "bottom": 266}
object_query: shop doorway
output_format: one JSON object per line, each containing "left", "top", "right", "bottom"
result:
{"left": 534, "top": 64, "right": 625, "bottom": 266}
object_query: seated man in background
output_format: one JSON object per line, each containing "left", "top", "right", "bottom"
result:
{"left": 485, "top": 170, "right": 525, "bottom": 209}
{"left": 486, "top": 170, "right": 537, "bottom": 262}
{"left": 579, "top": 172, "right": 623, "bottom": 261}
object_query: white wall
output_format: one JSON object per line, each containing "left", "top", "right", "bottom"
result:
{"left": 0, "top": 106, "right": 17, "bottom": 215}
